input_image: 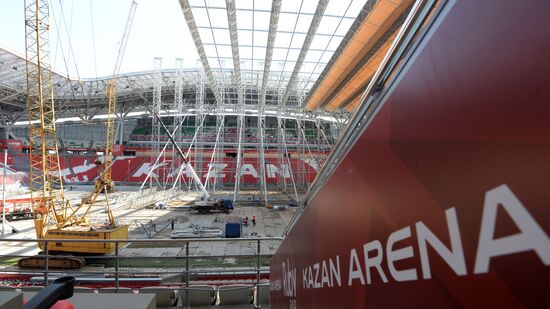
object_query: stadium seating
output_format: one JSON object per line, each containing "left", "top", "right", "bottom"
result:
{"left": 217, "top": 285, "right": 253, "bottom": 306}
{"left": 177, "top": 285, "right": 216, "bottom": 307}
{"left": 139, "top": 286, "right": 178, "bottom": 307}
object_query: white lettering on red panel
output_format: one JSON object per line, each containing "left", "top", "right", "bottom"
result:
{"left": 298, "top": 184, "right": 550, "bottom": 292}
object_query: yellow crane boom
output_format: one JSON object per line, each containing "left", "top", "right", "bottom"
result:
{"left": 81, "top": 0, "right": 137, "bottom": 208}
{"left": 19, "top": 1, "right": 134, "bottom": 269}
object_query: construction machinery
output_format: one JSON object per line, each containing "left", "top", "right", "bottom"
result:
{"left": 18, "top": 0, "right": 135, "bottom": 269}
{"left": 191, "top": 198, "right": 234, "bottom": 214}
{"left": 81, "top": 0, "right": 137, "bottom": 205}
{"left": 0, "top": 197, "right": 35, "bottom": 220}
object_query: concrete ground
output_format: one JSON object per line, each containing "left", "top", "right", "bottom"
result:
{"left": 0, "top": 186, "right": 295, "bottom": 275}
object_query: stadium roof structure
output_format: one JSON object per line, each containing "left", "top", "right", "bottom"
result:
{"left": 0, "top": 0, "right": 412, "bottom": 126}
{"left": 178, "top": 0, "right": 364, "bottom": 105}
{"left": 0, "top": 44, "right": 346, "bottom": 126}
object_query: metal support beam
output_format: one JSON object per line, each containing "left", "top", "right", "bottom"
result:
{"left": 210, "top": 81, "right": 225, "bottom": 192}
{"left": 233, "top": 113, "right": 244, "bottom": 202}
{"left": 257, "top": 115, "right": 268, "bottom": 204}
{"left": 170, "top": 58, "right": 185, "bottom": 188}
{"left": 225, "top": 0, "right": 242, "bottom": 105}
{"left": 259, "top": 0, "right": 282, "bottom": 107}
{"left": 174, "top": 58, "right": 184, "bottom": 126}
{"left": 225, "top": 0, "right": 247, "bottom": 202}
{"left": 194, "top": 69, "right": 206, "bottom": 193}
{"left": 178, "top": 0, "right": 222, "bottom": 104}
{"left": 151, "top": 57, "right": 162, "bottom": 187}
{"left": 277, "top": 117, "right": 299, "bottom": 203}
{"left": 280, "top": 0, "right": 329, "bottom": 107}
{"left": 256, "top": 0, "right": 282, "bottom": 204}
{"left": 155, "top": 114, "right": 209, "bottom": 199}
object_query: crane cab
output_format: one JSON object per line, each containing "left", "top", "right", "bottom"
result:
{"left": 38, "top": 225, "right": 128, "bottom": 254}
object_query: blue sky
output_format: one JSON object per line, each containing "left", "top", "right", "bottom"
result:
{"left": 0, "top": 0, "right": 200, "bottom": 78}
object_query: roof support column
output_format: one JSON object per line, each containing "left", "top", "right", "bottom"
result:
{"left": 151, "top": 57, "right": 162, "bottom": 188}
{"left": 256, "top": 0, "right": 281, "bottom": 205}
{"left": 225, "top": 0, "right": 245, "bottom": 202}
{"left": 278, "top": 117, "right": 299, "bottom": 203}
{"left": 168, "top": 58, "right": 185, "bottom": 188}
{"left": 194, "top": 69, "right": 206, "bottom": 194}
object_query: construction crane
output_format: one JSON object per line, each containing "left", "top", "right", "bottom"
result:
{"left": 82, "top": 0, "right": 137, "bottom": 206}
{"left": 18, "top": 0, "right": 134, "bottom": 269}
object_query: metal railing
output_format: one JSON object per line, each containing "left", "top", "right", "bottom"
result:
{"left": 0, "top": 237, "right": 282, "bottom": 292}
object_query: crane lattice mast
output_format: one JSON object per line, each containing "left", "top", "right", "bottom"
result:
{"left": 24, "top": 0, "right": 73, "bottom": 237}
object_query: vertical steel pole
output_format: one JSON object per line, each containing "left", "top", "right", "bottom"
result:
{"left": 1, "top": 148, "right": 7, "bottom": 238}
{"left": 152, "top": 57, "right": 162, "bottom": 188}
{"left": 195, "top": 69, "right": 205, "bottom": 195}
{"left": 44, "top": 241, "right": 49, "bottom": 286}
{"left": 115, "top": 242, "right": 120, "bottom": 291}
{"left": 256, "top": 239, "right": 261, "bottom": 286}
{"left": 171, "top": 58, "right": 184, "bottom": 189}
{"left": 185, "top": 241, "right": 190, "bottom": 308}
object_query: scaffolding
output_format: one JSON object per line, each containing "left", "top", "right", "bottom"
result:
{"left": 0, "top": 0, "right": 381, "bottom": 206}
{"left": 150, "top": 57, "right": 162, "bottom": 187}
{"left": 15, "top": 64, "right": 342, "bottom": 205}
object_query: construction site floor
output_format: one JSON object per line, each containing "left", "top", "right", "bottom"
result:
{"left": 0, "top": 186, "right": 295, "bottom": 274}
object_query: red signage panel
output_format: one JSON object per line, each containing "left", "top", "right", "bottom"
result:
{"left": 271, "top": 1, "right": 550, "bottom": 307}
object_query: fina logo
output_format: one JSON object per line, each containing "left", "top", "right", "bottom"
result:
{"left": 282, "top": 258, "right": 297, "bottom": 308}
